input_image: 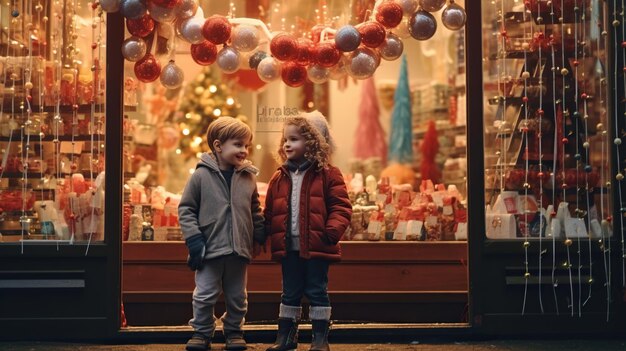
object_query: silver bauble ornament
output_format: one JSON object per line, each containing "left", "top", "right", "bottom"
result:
{"left": 121, "top": 36, "right": 147, "bottom": 61}
{"left": 100, "top": 0, "right": 121, "bottom": 13}
{"left": 120, "top": 0, "right": 147, "bottom": 20}
{"left": 441, "top": 2, "right": 466, "bottom": 30}
{"left": 345, "top": 47, "right": 379, "bottom": 80}
{"left": 378, "top": 32, "right": 403, "bottom": 60}
{"left": 175, "top": 0, "right": 198, "bottom": 19}
{"left": 149, "top": 2, "right": 177, "bottom": 23}
{"left": 231, "top": 25, "right": 260, "bottom": 52}
{"left": 160, "top": 60, "right": 185, "bottom": 89}
{"left": 408, "top": 10, "right": 437, "bottom": 40}
{"left": 179, "top": 16, "right": 204, "bottom": 44}
{"left": 217, "top": 47, "right": 241, "bottom": 74}
{"left": 257, "top": 57, "right": 281, "bottom": 82}
{"left": 419, "top": 0, "right": 446, "bottom": 12}
{"left": 334, "top": 25, "right": 361, "bottom": 52}
{"left": 307, "top": 65, "right": 330, "bottom": 84}
{"left": 395, "top": 0, "right": 418, "bottom": 15}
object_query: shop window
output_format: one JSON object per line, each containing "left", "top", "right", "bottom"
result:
{"left": 120, "top": 0, "right": 469, "bottom": 245}
{"left": 118, "top": 0, "right": 469, "bottom": 327}
{"left": 482, "top": 1, "right": 612, "bottom": 241}
{"left": 0, "top": 1, "right": 106, "bottom": 244}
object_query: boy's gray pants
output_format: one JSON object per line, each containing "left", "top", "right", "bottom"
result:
{"left": 190, "top": 254, "right": 248, "bottom": 336}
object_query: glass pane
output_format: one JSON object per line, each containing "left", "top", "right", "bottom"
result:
{"left": 0, "top": 1, "right": 106, "bottom": 244}
{"left": 482, "top": 1, "right": 611, "bottom": 240}
{"left": 120, "top": 1, "right": 468, "bottom": 244}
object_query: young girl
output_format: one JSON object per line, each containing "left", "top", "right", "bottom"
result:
{"left": 264, "top": 112, "right": 352, "bottom": 351}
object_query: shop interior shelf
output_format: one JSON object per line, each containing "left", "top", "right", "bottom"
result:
{"left": 0, "top": 103, "right": 105, "bottom": 114}
{"left": 0, "top": 134, "right": 106, "bottom": 142}
{"left": 0, "top": 171, "right": 101, "bottom": 179}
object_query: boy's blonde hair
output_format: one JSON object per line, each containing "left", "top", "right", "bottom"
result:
{"left": 206, "top": 117, "right": 252, "bottom": 153}
{"left": 278, "top": 115, "right": 330, "bottom": 170}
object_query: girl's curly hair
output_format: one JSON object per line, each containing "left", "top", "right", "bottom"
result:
{"left": 277, "top": 116, "right": 331, "bottom": 170}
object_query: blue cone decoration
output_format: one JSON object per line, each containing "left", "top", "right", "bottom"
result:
{"left": 387, "top": 54, "right": 413, "bottom": 164}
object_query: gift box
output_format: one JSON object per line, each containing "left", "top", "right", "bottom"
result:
{"left": 454, "top": 222, "right": 467, "bottom": 240}
{"left": 367, "top": 210, "right": 385, "bottom": 241}
{"left": 493, "top": 191, "right": 519, "bottom": 214}
{"left": 564, "top": 217, "right": 588, "bottom": 238}
{"left": 350, "top": 205, "right": 378, "bottom": 240}
{"left": 486, "top": 213, "right": 517, "bottom": 239}
{"left": 164, "top": 201, "right": 179, "bottom": 227}
{"left": 406, "top": 220, "right": 424, "bottom": 241}
{"left": 424, "top": 214, "right": 442, "bottom": 241}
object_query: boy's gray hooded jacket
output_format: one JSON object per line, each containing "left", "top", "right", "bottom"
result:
{"left": 178, "top": 153, "right": 265, "bottom": 261}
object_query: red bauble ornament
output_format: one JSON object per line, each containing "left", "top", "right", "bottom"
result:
{"left": 281, "top": 62, "right": 307, "bottom": 88}
{"left": 313, "top": 42, "right": 341, "bottom": 68}
{"left": 270, "top": 33, "right": 298, "bottom": 61}
{"left": 151, "top": 0, "right": 181, "bottom": 9}
{"left": 134, "top": 54, "right": 161, "bottom": 83}
{"left": 126, "top": 13, "right": 154, "bottom": 37}
{"left": 191, "top": 41, "right": 218, "bottom": 65}
{"left": 295, "top": 38, "right": 314, "bottom": 66}
{"left": 202, "top": 15, "right": 232, "bottom": 45}
{"left": 358, "top": 21, "right": 386, "bottom": 48}
{"left": 375, "top": 1, "right": 403, "bottom": 28}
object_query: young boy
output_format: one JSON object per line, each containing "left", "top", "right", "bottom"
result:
{"left": 178, "top": 117, "right": 265, "bottom": 351}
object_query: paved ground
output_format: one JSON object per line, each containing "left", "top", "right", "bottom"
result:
{"left": 1, "top": 340, "right": 625, "bottom": 351}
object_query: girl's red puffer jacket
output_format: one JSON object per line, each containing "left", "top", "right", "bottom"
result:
{"left": 263, "top": 165, "right": 352, "bottom": 262}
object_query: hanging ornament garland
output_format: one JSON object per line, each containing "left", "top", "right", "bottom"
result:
{"left": 552, "top": 0, "right": 575, "bottom": 318}
{"left": 616, "top": 0, "right": 626, "bottom": 296}
{"left": 488, "top": 0, "right": 612, "bottom": 317}
{"left": 598, "top": 0, "right": 610, "bottom": 322}
{"left": 519, "top": 0, "right": 534, "bottom": 315}
{"left": 101, "top": 0, "right": 467, "bottom": 88}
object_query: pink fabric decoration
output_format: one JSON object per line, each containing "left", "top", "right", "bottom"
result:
{"left": 353, "top": 77, "right": 388, "bottom": 164}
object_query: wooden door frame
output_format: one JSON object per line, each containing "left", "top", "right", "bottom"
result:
{"left": 104, "top": 10, "right": 124, "bottom": 339}
{"left": 464, "top": 0, "right": 484, "bottom": 333}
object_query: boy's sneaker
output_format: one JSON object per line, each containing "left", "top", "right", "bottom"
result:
{"left": 224, "top": 331, "right": 247, "bottom": 350}
{"left": 186, "top": 332, "right": 211, "bottom": 351}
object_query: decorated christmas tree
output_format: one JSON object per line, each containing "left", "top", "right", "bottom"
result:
{"left": 175, "top": 67, "right": 245, "bottom": 160}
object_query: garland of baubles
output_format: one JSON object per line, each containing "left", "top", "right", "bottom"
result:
{"left": 101, "top": 0, "right": 466, "bottom": 88}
